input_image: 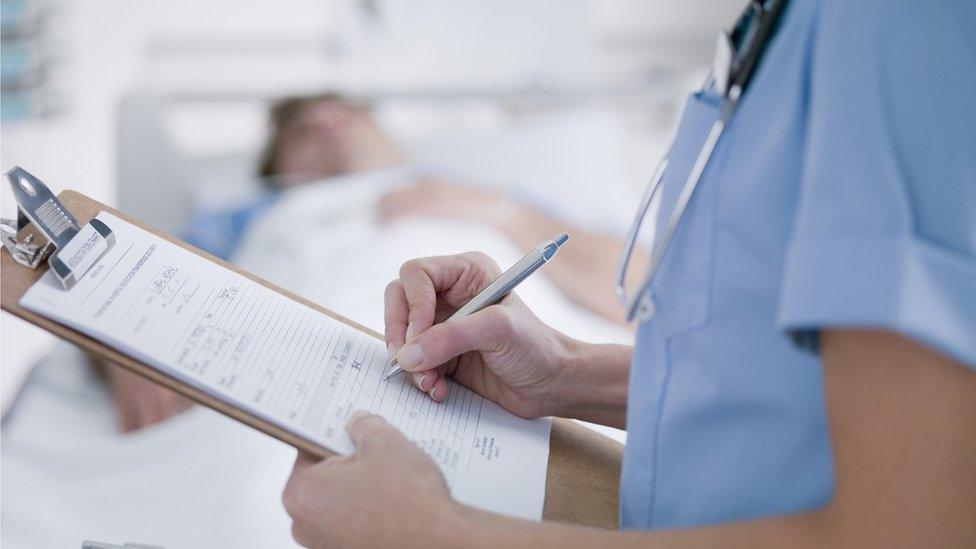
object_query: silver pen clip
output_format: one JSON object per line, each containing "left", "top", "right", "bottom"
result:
{"left": 3, "top": 166, "right": 115, "bottom": 289}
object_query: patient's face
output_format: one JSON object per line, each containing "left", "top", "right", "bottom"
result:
{"left": 274, "top": 100, "right": 397, "bottom": 185}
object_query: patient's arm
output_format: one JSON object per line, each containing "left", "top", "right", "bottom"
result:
{"left": 90, "top": 356, "right": 193, "bottom": 432}
{"left": 380, "top": 180, "right": 644, "bottom": 326}
{"left": 495, "top": 201, "right": 642, "bottom": 326}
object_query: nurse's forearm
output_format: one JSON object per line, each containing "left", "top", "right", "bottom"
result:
{"left": 551, "top": 340, "right": 630, "bottom": 429}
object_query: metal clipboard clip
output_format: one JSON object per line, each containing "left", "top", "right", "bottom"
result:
{"left": 2, "top": 166, "right": 115, "bottom": 289}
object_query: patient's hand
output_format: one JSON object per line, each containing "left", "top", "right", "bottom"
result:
{"left": 283, "top": 412, "right": 460, "bottom": 549}
{"left": 379, "top": 179, "right": 514, "bottom": 227}
{"left": 101, "top": 362, "right": 193, "bottom": 432}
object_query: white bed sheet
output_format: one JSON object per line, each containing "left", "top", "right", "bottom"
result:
{"left": 1, "top": 343, "right": 300, "bottom": 549}
{"left": 232, "top": 168, "right": 633, "bottom": 345}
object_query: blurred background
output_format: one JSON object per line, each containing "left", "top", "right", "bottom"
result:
{"left": 1, "top": 1, "right": 741, "bottom": 546}
{"left": 2, "top": 0, "right": 739, "bottom": 405}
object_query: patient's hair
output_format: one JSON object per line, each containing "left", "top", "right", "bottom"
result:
{"left": 257, "top": 92, "right": 367, "bottom": 179}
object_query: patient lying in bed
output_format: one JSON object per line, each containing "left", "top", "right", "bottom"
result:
{"left": 186, "top": 93, "right": 632, "bottom": 322}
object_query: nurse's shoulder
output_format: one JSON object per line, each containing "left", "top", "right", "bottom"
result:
{"left": 778, "top": 0, "right": 976, "bottom": 367}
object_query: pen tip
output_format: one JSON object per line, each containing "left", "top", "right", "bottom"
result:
{"left": 381, "top": 357, "right": 399, "bottom": 381}
{"left": 554, "top": 233, "right": 569, "bottom": 247}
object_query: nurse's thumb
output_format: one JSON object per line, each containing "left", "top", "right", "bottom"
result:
{"left": 393, "top": 305, "right": 515, "bottom": 373}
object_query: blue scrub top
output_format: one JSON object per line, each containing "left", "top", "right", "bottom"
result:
{"left": 621, "top": 0, "right": 976, "bottom": 530}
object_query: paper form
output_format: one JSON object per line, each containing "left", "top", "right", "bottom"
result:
{"left": 19, "top": 212, "right": 551, "bottom": 520}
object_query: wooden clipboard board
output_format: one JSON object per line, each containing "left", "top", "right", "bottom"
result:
{"left": 1, "top": 190, "right": 622, "bottom": 528}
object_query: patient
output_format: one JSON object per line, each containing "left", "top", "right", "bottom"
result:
{"left": 105, "top": 92, "right": 638, "bottom": 431}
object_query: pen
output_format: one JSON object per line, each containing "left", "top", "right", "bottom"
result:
{"left": 382, "top": 232, "right": 570, "bottom": 381}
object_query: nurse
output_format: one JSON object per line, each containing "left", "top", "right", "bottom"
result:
{"left": 282, "top": 1, "right": 976, "bottom": 547}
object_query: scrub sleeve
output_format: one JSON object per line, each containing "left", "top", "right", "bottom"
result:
{"left": 777, "top": 1, "right": 976, "bottom": 367}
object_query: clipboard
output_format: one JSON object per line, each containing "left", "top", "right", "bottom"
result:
{"left": 1, "top": 181, "right": 622, "bottom": 528}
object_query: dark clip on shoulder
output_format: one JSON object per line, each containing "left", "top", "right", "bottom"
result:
{"left": 2, "top": 166, "right": 115, "bottom": 289}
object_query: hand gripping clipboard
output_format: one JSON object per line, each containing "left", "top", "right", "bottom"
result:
{"left": 0, "top": 169, "right": 622, "bottom": 528}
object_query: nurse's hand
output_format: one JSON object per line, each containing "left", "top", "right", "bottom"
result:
{"left": 384, "top": 252, "right": 580, "bottom": 419}
{"left": 283, "top": 412, "right": 462, "bottom": 549}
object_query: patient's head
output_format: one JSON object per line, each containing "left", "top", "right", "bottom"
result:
{"left": 258, "top": 93, "right": 403, "bottom": 187}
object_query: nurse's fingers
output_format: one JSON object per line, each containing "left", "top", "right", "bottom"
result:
{"left": 397, "top": 258, "right": 450, "bottom": 341}
{"left": 404, "top": 364, "right": 451, "bottom": 401}
{"left": 384, "top": 280, "right": 409, "bottom": 354}
{"left": 426, "top": 374, "right": 450, "bottom": 402}
{"left": 397, "top": 253, "right": 501, "bottom": 340}
{"left": 347, "top": 412, "right": 411, "bottom": 456}
{"left": 395, "top": 306, "right": 511, "bottom": 374}
{"left": 384, "top": 280, "right": 447, "bottom": 395}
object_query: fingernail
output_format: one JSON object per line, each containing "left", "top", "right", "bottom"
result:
{"left": 396, "top": 343, "right": 424, "bottom": 370}
{"left": 412, "top": 371, "right": 427, "bottom": 389}
{"left": 405, "top": 322, "right": 415, "bottom": 341}
{"left": 387, "top": 342, "right": 398, "bottom": 363}
{"left": 428, "top": 385, "right": 439, "bottom": 401}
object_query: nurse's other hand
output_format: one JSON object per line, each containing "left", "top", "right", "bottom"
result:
{"left": 384, "top": 252, "right": 578, "bottom": 419}
{"left": 283, "top": 412, "right": 460, "bottom": 549}
{"left": 102, "top": 361, "right": 193, "bottom": 432}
